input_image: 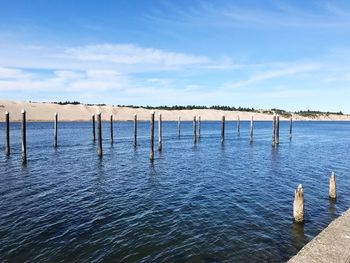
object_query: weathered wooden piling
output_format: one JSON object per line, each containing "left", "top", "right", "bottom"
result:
{"left": 193, "top": 116, "right": 197, "bottom": 143}
{"left": 221, "top": 115, "right": 225, "bottom": 144}
{"left": 133, "top": 114, "right": 137, "bottom": 147}
{"left": 110, "top": 113, "right": 113, "bottom": 144}
{"left": 158, "top": 113, "right": 162, "bottom": 151}
{"left": 293, "top": 184, "right": 304, "bottom": 222}
{"left": 198, "top": 115, "right": 201, "bottom": 138}
{"left": 289, "top": 117, "right": 293, "bottom": 138}
{"left": 329, "top": 172, "right": 336, "bottom": 199}
{"left": 177, "top": 115, "right": 181, "bottom": 137}
{"left": 21, "top": 110, "right": 27, "bottom": 163}
{"left": 272, "top": 114, "right": 276, "bottom": 146}
{"left": 149, "top": 112, "right": 155, "bottom": 161}
{"left": 54, "top": 112, "right": 58, "bottom": 148}
{"left": 276, "top": 114, "right": 280, "bottom": 144}
{"left": 5, "top": 111, "right": 10, "bottom": 156}
{"left": 237, "top": 115, "right": 240, "bottom": 136}
{"left": 97, "top": 112, "right": 102, "bottom": 158}
{"left": 92, "top": 114, "right": 96, "bottom": 141}
{"left": 250, "top": 116, "right": 254, "bottom": 143}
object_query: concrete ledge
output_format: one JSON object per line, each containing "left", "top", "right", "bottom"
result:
{"left": 288, "top": 208, "right": 350, "bottom": 263}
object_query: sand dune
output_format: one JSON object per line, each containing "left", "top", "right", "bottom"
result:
{"left": 0, "top": 99, "right": 349, "bottom": 122}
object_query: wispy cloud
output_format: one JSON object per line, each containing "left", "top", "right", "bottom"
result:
{"left": 145, "top": 1, "right": 350, "bottom": 29}
{"left": 223, "top": 63, "right": 321, "bottom": 89}
{"left": 62, "top": 44, "right": 209, "bottom": 66}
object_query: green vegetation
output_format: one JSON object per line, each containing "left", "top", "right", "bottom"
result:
{"left": 295, "top": 110, "right": 343, "bottom": 118}
{"left": 48, "top": 101, "right": 345, "bottom": 116}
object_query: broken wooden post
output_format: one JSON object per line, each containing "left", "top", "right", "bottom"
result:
{"left": 158, "top": 113, "right": 162, "bottom": 151}
{"left": 237, "top": 115, "right": 240, "bottom": 136}
{"left": 250, "top": 115, "right": 253, "bottom": 143}
{"left": 5, "top": 111, "right": 10, "bottom": 156}
{"left": 133, "top": 114, "right": 137, "bottom": 147}
{"left": 221, "top": 114, "right": 225, "bottom": 144}
{"left": 276, "top": 114, "right": 280, "bottom": 144}
{"left": 272, "top": 114, "right": 276, "bottom": 147}
{"left": 92, "top": 114, "right": 96, "bottom": 141}
{"left": 329, "top": 172, "right": 336, "bottom": 199}
{"left": 149, "top": 112, "right": 155, "bottom": 161}
{"left": 97, "top": 112, "right": 102, "bottom": 158}
{"left": 193, "top": 116, "right": 197, "bottom": 143}
{"left": 198, "top": 115, "right": 201, "bottom": 138}
{"left": 293, "top": 184, "right": 304, "bottom": 222}
{"left": 178, "top": 115, "right": 181, "bottom": 137}
{"left": 21, "top": 110, "right": 27, "bottom": 163}
{"left": 289, "top": 117, "right": 293, "bottom": 139}
{"left": 110, "top": 113, "right": 113, "bottom": 144}
{"left": 54, "top": 112, "right": 58, "bottom": 148}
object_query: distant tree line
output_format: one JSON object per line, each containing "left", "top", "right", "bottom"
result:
{"left": 48, "top": 101, "right": 345, "bottom": 116}
{"left": 295, "top": 110, "right": 343, "bottom": 117}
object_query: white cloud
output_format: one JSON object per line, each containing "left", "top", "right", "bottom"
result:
{"left": 223, "top": 63, "right": 321, "bottom": 89}
{"left": 61, "top": 44, "right": 209, "bottom": 66}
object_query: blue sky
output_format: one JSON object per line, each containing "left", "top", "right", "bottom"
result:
{"left": 0, "top": 0, "right": 350, "bottom": 112}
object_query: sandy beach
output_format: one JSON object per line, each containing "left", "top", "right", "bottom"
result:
{"left": 0, "top": 99, "right": 349, "bottom": 122}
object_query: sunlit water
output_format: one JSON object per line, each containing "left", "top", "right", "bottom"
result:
{"left": 0, "top": 120, "right": 349, "bottom": 262}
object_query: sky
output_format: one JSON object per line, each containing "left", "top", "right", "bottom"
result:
{"left": 0, "top": 0, "right": 350, "bottom": 112}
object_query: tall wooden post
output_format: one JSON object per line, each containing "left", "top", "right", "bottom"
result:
{"left": 276, "top": 114, "right": 280, "bottom": 144}
{"left": 193, "top": 116, "right": 197, "bottom": 143}
{"left": 54, "top": 112, "right": 58, "bottom": 148}
{"left": 133, "top": 114, "right": 137, "bottom": 147}
{"left": 177, "top": 115, "right": 181, "bottom": 137}
{"left": 97, "top": 112, "right": 102, "bottom": 158}
{"left": 5, "top": 111, "right": 10, "bottom": 156}
{"left": 110, "top": 113, "right": 113, "bottom": 144}
{"left": 293, "top": 184, "right": 304, "bottom": 222}
{"left": 149, "top": 112, "right": 155, "bottom": 161}
{"left": 329, "top": 172, "right": 336, "bottom": 199}
{"left": 21, "top": 110, "right": 27, "bottom": 163}
{"left": 158, "top": 113, "right": 162, "bottom": 151}
{"left": 198, "top": 115, "right": 201, "bottom": 138}
{"left": 272, "top": 114, "right": 276, "bottom": 147}
{"left": 289, "top": 117, "right": 293, "bottom": 139}
{"left": 237, "top": 115, "right": 240, "bottom": 136}
{"left": 221, "top": 115, "right": 225, "bottom": 144}
{"left": 92, "top": 114, "right": 96, "bottom": 141}
{"left": 250, "top": 115, "right": 253, "bottom": 143}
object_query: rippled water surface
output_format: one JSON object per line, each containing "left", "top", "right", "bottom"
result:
{"left": 0, "top": 120, "right": 349, "bottom": 262}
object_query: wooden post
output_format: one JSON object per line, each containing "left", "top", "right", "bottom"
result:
{"left": 110, "top": 113, "right": 113, "bottom": 144}
{"left": 289, "top": 117, "right": 293, "bottom": 138}
{"left": 133, "top": 114, "right": 137, "bottom": 147}
{"left": 193, "top": 116, "right": 197, "bottom": 143}
{"left": 221, "top": 114, "right": 225, "bottom": 144}
{"left": 149, "top": 112, "right": 155, "bottom": 161}
{"left": 177, "top": 115, "right": 181, "bottom": 137}
{"left": 329, "top": 172, "right": 336, "bottom": 199}
{"left": 92, "top": 114, "right": 96, "bottom": 141}
{"left": 5, "top": 111, "right": 10, "bottom": 156}
{"left": 250, "top": 115, "right": 253, "bottom": 143}
{"left": 237, "top": 115, "right": 240, "bottom": 136}
{"left": 97, "top": 112, "right": 102, "bottom": 158}
{"left": 21, "top": 110, "right": 27, "bottom": 163}
{"left": 272, "top": 114, "right": 276, "bottom": 147}
{"left": 158, "top": 113, "right": 162, "bottom": 151}
{"left": 276, "top": 114, "right": 280, "bottom": 144}
{"left": 54, "top": 112, "right": 58, "bottom": 148}
{"left": 198, "top": 115, "right": 201, "bottom": 138}
{"left": 293, "top": 184, "right": 304, "bottom": 222}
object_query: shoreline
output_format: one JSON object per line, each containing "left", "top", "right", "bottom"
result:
{"left": 1, "top": 99, "right": 349, "bottom": 122}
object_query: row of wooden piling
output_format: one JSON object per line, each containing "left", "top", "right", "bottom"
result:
{"left": 3, "top": 111, "right": 293, "bottom": 162}
{"left": 293, "top": 172, "right": 337, "bottom": 223}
